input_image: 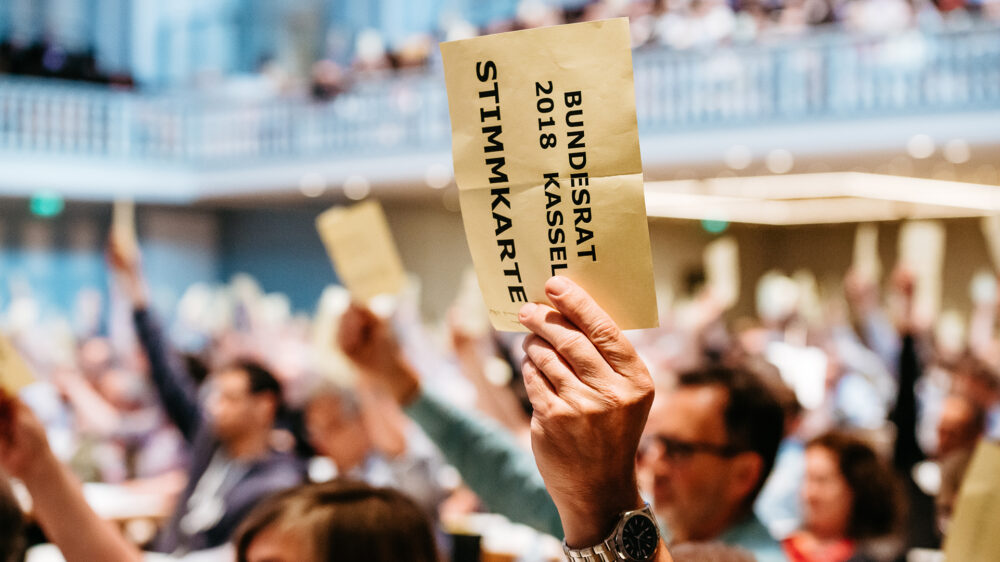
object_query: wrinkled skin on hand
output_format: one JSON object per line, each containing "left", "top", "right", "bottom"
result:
{"left": 518, "top": 277, "right": 656, "bottom": 549}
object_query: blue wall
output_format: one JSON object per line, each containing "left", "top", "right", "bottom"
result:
{"left": 0, "top": 200, "right": 111, "bottom": 322}
{"left": 0, "top": 200, "right": 345, "bottom": 335}
{"left": 218, "top": 207, "right": 337, "bottom": 312}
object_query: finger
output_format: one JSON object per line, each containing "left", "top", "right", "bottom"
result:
{"left": 522, "top": 334, "right": 585, "bottom": 396}
{"left": 520, "top": 356, "right": 558, "bottom": 415}
{"left": 518, "top": 303, "right": 610, "bottom": 385}
{"left": 542, "top": 276, "right": 643, "bottom": 375}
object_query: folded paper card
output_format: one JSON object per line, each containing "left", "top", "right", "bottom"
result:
{"left": 441, "top": 18, "right": 657, "bottom": 331}
{"left": 852, "top": 223, "right": 880, "bottom": 284}
{"left": 982, "top": 215, "right": 1000, "bottom": 273}
{"left": 705, "top": 236, "right": 739, "bottom": 310}
{"left": 316, "top": 200, "right": 407, "bottom": 303}
{"left": 898, "top": 220, "right": 945, "bottom": 324}
{"left": 112, "top": 199, "right": 139, "bottom": 260}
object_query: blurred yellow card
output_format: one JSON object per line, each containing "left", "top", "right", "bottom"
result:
{"left": 852, "top": 223, "right": 880, "bottom": 283}
{"left": 315, "top": 200, "right": 407, "bottom": 303}
{"left": 0, "top": 334, "right": 34, "bottom": 394}
{"left": 982, "top": 215, "right": 1000, "bottom": 273}
{"left": 704, "top": 237, "right": 739, "bottom": 310}
{"left": 898, "top": 220, "right": 944, "bottom": 324}
{"left": 441, "top": 18, "right": 657, "bottom": 331}
{"left": 112, "top": 199, "right": 139, "bottom": 258}
{"left": 943, "top": 441, "right": 1000, "bottom": 562}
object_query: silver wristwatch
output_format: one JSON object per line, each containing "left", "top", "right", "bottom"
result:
{"left": 563, "top": 503, "right": 661, "bottom": 562}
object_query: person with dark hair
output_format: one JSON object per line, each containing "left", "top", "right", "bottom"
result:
{"left": 108, "top": 239, "right": 304, "bottom": 554}
{"left": 234, "top": 479, "right": 440, "bottom": 562}
{"left": 783, "top": 431, "right": 902, "bottom": 562}
{"left": 639, "top": 360, "right": 787, "bottom": 561}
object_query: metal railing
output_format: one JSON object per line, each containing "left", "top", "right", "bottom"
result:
{"left": 1, "top": 23, "right": 998, "bottom": 166}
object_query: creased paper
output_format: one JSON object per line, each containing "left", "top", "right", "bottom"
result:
{"left": 441, "top": 18, "right": 657, "bottom": 331}
{"left": 315, "top": 200, "right": 407, "bottom": 303}
{"left": 943, "top": 441, "right": 1000, "bottom": 562}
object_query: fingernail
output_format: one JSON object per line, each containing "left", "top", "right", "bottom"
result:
{"left": 519, "top": 302, "right": 537, "bottom": 320}
{"left": 546, "top": 276, "right": 570, "bottom": 296}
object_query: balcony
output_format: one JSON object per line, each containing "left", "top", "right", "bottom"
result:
{"left": 1, "top": 23, "right": 998, "bottom": 202}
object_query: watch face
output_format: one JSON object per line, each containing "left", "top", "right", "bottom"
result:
{"left": 620, "top": 513, "right": 659, "bottom": 560}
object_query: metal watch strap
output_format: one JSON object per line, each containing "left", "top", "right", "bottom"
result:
{"left": 563, "top": 539, "right": 618, "bottom": 562}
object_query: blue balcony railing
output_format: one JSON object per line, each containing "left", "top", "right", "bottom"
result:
{"left": 1, "top": 24, "right": 998, "bottom": 166}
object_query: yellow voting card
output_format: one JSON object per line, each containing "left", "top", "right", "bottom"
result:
{"left": 316, "top": 200, "right": 407, "bottom": 303}
{"left": 441, "top": 19, "right": 657, "bottom": 331}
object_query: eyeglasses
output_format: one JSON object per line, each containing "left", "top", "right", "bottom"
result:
{"left": 639, "top": 434, "right": 744, "bottom": 463}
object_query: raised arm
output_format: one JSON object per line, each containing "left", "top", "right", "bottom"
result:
{"left": 0, "top": 393, "right": 143, "bottom": 562}
{"left": 845, "top": 268, "right": 901, "bottom": 375}
{"left": 108, "top": 237, "right": 202, "bottom": 442}
{"left": 337, "top": 304, "right": 564, "bottom": 538}
{"left": 518, "top": 276, "right": 672, "bottom": 561}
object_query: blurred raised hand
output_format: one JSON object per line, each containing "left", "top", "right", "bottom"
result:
{"left": 337, "top": 303, "right": 419, "bottom": 405}
{"left": 106, "top": 235, "right": 148, "bottom": 308}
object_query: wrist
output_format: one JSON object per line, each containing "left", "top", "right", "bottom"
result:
{"left": 17, "top": 448, "right": 61, "bottom": 488}
{"left": 121, "top": 272, "right": 149, "bottom": 308}
{"left": 558, "top": 485, "right": 644, "bottom": 548}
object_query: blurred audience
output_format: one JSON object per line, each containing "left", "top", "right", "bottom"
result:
{"left": 303, "top": 379, "right": 449, "bottom": 518}
{"left": 0, "top": 40, "right": 133, "bottom": 87}
{"left": 0, "top": 211, "right": 998, "bottom": 562}
{"left": 5, "top": 0, "right": 997, "bottom": 98}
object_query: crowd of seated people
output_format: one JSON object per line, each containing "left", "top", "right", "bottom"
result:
{"left": 4, "top": 0, "right": 996, "bottom": 100}
{"left": 0, "top": 224, "right": 998, "bottom": 561}
{"left": 314, "top": 0, "right": 1000, "bottom": 95}
{"left": 0, "top": 40, "right": 133, "bottom": 87}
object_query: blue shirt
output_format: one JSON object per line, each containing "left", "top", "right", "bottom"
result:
{"left": 755, "top": 438, "right": 805, "bottom": 540}
{"left": 718, "top": 514, "right": 789, "bottom": 562}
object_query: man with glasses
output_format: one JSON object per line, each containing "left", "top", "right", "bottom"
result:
{"left": 639, "top": 365, "right": 786, "bottom": 561}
